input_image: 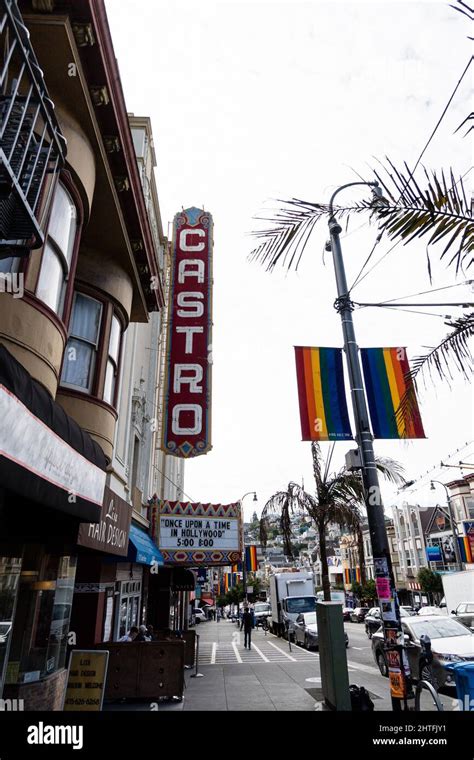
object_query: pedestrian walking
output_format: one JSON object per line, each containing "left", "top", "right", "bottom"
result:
{"left": 240, "top": 606, "right": 254, "bottom": 649}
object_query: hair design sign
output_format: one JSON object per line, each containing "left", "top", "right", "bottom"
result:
{"left": 162, "top": 207, "right": 213, "bottom": 458}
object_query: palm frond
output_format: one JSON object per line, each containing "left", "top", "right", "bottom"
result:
{"left": 249, "top": 199, "right": 365, "bottom": 272}
{"left": 373, "top": 457, "right": 407, "bottom": 486}
{"left": 373, "top": 161, "right": 473, "bottom": 274}
{"left": 249, "top": 162, "right": 473, "bottom": 274}
{"left": 396, "top": 312, "right": 474, "bottom": 424}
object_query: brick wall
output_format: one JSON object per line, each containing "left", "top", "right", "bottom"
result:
{"left": 3, "top": 668, "right": 68, "bottom": 711}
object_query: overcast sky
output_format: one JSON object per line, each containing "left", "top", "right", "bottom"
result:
{"left": 107, "top": 0, "right": 473, "bottom": 521}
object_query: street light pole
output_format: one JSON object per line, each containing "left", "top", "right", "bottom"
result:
{"left": 430, "top": 481, "right": 463, "bottom": 568}
{"left": 240, "top": 492, "right": 257, "bottom": 604}
{"left": 327, "top": 182, "right": 409, "bottom": 711}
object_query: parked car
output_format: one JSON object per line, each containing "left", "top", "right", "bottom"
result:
{"left": 193, "top": 608, "right": 207, "bottom": 623}
{"left": 365, "top": 608, "right": 382, "bottom": 638}
{"left": 400, "top": 605, "right": 417, "bottom": 616}
{"left": 417, "top": 605, "right": 443, "bottom": 616}
{"left": 451, "top": 602, "right": 474, "bottom": 630}
{"left": 253, "top": 602, "right": 271, "bottom": 627}
{"left": 350, "top": 606, "right": 370, "bottom": 623}
{"left": 294, "top": 611, "right": 349, "bottom": 650}
{"left": 365, "top": 607, "right": 411, "bottom": 637}
{"left": 372, "top": 614, "right": 474, "bottom": 690}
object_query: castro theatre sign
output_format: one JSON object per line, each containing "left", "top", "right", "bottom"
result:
{"left": 162, "top": 207, "right": 213, "bottom": 458}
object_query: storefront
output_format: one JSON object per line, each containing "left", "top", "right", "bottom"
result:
{"left": 0, "top": 345, "right": 106, "bottom": 709}
{"left": 71, "top": 486, "right": 132, "bottom": 649}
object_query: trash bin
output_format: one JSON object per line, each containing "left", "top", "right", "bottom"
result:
{"left": 450, "top": 662, "right": 474, "bottom": 711}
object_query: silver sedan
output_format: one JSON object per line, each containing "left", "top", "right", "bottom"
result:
{"left": 294, "top": 611, "right": 349, "bottom": 650}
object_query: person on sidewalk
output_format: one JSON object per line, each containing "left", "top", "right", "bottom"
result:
{"left": 118, "top": 626, "right": 139, "bottom": 642}
{"left": 240, "top": 606, "right": 254, "bottom": 649}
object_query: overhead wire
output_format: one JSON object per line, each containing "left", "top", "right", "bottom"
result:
{"left": 345, "top": 52, "right": 473, "bottom": 293}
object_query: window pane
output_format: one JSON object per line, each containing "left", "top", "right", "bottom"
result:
{"left": 109, "top": 315, "right": 121, "bottom": 363}
{"left": 103, "top": 359, "right": 115, "bottom": 405}
{"left": 71, "top": 294, "right": 102, "bottom": 344}
{"left": 48, "top": 183, "right": 77, "bottom": 265}
{"left": 61, "top": 338, "right": 94, "bottom": 390}
{"left": 0, "top": 257, "right": 20, "bottom": 274}
{"left": 36, "top": 243, "right": 64, "bottom": 313}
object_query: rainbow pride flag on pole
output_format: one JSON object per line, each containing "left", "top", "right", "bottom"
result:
{"left": 294, "top": 347, "right": 352, "bottom": 441}
{"left": 245, "top": 546, "right": 258, "bottom": 572}
{"left": 360, "top": 348, "right": 425, "bottom": 439}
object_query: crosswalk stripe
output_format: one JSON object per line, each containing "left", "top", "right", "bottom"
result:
{"left": 246, "top": 643, "right": 269, "bottom": 662}
{"left": 232, "top": 641, "right": 242, "bottom": 663}
{"left": 211, "top": 643, "right": 217, "bottom": 664}
{"left": 266, "top": 640, "right": 296, "bottom": 662}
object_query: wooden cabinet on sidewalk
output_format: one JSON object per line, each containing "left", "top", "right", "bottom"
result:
{"left": 98, "top": 640, "right": 185, "bottom": 701}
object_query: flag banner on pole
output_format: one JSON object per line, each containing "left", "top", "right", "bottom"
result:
{"left": 360, "top": 348, "right": 425, "bottom": 439}
{"left": 232, "top": 562, "right": 243, "bottom": 573}
{"left": 294, "top": 347, "right": 353, "bottom": 441}
{"left": 245, "top": 545, "right": 258, "bottom": 572}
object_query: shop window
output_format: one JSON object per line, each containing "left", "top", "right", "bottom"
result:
{"left": 117, "top": 580, "right": 142, "bottom": 640}
{"left": 103, "top": 314, "right": 121, "bottom": 405}
{"left": 36, "top": 182, "right": 77, "bottom": 316}
{"left": 61, "top": 293, "right": 102, "bottom": 393}
{"left": 5, "top": 547, "right": 76, "bottom": 685}
{"left": 0, "top": 257, "right": 21, "bottom": 275}
{"left": 0, "top": 555, "right": 22, "bottom": 692}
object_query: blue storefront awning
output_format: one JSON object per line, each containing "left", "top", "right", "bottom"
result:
{"left": 128, "top": 524, "right": 164, "bottom": 566}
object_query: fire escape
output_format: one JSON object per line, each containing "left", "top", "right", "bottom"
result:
{"left": 0, "top": 0, "right": 66, "bottom": 253}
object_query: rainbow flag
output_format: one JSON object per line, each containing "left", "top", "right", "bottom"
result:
{"left": 459, "top": 535, "right": 473, "bottom": 564}
{"left": 294, "top": 347, "right": 352, "bottom": 441}
{"left": 245, "top": 546, "right": 258, "bottom": 572}
{"left": 361, "top": 348, "right": 425, "bottom": 439}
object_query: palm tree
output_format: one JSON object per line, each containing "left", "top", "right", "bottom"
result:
{"left": 260, "top": 442, "right": 406, "bottom": 601}
{"left": 250, "top": 160, "right": 473, "bottom": 390}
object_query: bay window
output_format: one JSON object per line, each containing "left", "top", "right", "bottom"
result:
{"left": 36, "top": 182, "right": 77, "bottom": 315}
{"left": 61, "top": 292, "right": 123, "bottom": 406}
{"left": 103, "top": 313, "right": 121, "bottom": 405}
{"left": 61, "top": 293, "right": 102, "bottom": 392}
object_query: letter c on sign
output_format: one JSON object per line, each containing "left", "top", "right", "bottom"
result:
{"left": 180, "top": 229, "right": 205, "bottom": 252}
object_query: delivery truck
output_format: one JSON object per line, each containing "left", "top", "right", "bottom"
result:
{"left": 441, "top": 570, "right": 474, "bottom": 617}
{"left": 268, "top": 570, "right": 317, "bottom": 638}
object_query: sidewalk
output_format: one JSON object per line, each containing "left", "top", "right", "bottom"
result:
{"left": 106, "top": 620, "right": 395, "bottom": 711}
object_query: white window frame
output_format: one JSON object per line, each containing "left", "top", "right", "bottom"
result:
{"left": 60, "top": 292, "right": 103, "bottom": 394}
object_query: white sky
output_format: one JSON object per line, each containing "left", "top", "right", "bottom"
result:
{"left": 107, "top": 0, "right": 473, "bottom": 522}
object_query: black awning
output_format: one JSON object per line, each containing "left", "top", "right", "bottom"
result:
{"left": 172, "top": 568, "right": 195, "bottom": 591}
{"left": 0, "top": 343, "right": 106, "bottom": 522}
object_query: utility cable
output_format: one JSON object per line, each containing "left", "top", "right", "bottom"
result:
{"left": 151, "top": 462, "right": 195, "bottom": 504}
{"left": 377, "top": 281, "right": 473, "bottom": 305}
{"left": 397, "top": 56, "right": 473, "bottom": 202}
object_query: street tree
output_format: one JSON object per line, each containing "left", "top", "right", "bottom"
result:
{"left": 260, "top": 442, "right": 406, "bottom": 600}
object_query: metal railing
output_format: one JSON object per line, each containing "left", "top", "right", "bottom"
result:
{"left": 0, "top": 0, "right": 66, "bottom": 251}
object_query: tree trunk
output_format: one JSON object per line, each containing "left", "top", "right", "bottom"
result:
{"left": 318, "top": 520, "right": 331, "bottom": 601}
{"left": 357, "top": 524, "right": 367, "bottom": 586}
